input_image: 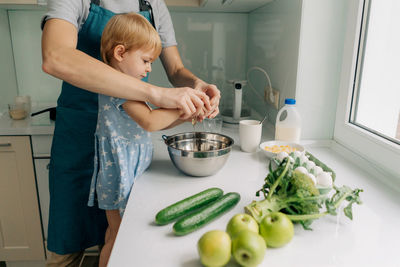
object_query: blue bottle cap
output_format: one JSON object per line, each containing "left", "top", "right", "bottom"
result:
{"left": 285, "top": 98, "right": 296, "bottom": 105}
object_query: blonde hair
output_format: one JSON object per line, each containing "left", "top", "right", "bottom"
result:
{"left": 101, "top": 13, "right": 162, "bottom": 64}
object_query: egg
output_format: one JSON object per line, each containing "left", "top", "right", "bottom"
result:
{"left": 316, "top": 172, "right": 333, "bottom": 187}
{"left": 294, "top": 166, "right": 308, "bottom": 174}
{"left": 306, "top": 173, "right": 317, "bottom": 185}
{"left": 312, "top": 166, "right": 324, "bottom": 176}
{"left": 305, "top": 160, "right": 316, "bottom": 171}
{"left": 299, "top": 154, "right": 309, "bottom": 165}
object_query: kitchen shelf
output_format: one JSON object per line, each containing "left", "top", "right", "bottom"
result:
{"left": 0, "top": 0, "right": 37, "bottom": 4}
{"left": 0, "top": 0, "right": 46, "bottom": 10}
{"left": 166, "top": 0, "right": 273, "bottom": 13}
{"left": 0, "top": 0, "right": 273, "bottom": 13}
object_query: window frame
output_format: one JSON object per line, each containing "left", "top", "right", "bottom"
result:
{"left": 334, "top": 0, "right": 400, "bottom": 179}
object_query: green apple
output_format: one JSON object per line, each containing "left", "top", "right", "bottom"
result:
{"left": 232, "top": 230, "right": 266, "bottom": 267}
{"left": 197, "top": 230, "right": 231, "bottom": 267}
{"left": 226, "top": 213, "right": 259, "bottom": 238}
{"left": 259, "top": 212, "right": 294, "bottom": 248}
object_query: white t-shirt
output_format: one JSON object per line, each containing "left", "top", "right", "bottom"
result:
{"left": 42, "top": 0, "right": 177, "bottom": 48}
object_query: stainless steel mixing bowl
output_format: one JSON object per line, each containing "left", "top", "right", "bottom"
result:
{"left": 162, "top": 132, "right": 234, "bottom": 177}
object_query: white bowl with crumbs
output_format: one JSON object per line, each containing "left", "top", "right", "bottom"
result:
{"left": 259, "top": 140, "right": 304, "bottom": 158}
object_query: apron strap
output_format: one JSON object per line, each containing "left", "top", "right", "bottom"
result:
{"left": 91, "top": 0, "right": 100, "bottom": 5}
{"left": 138, "top": 0, "right": 156, "bottom": 29}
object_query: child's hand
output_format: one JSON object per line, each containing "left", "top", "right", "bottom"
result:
{"left": 196, "top": 106, "right": 211, "bottom": 122}
{"left": 183, "top": 116, "right": 197, "bottom": 123}
{"left": 182, "top": 107, "right": 206, "bottom": 123}
{"left": 192, "top": 108, "right": 207, "bottom": 123}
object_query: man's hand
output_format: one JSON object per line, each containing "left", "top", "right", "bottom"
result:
{"left": 194, "top": 80, "right": 221, "bottom": 119}
{"left": 155, "top": 87, "right": 210, "bottom": 120}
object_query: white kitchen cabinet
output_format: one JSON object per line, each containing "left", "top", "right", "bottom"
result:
{"left": 166, "top": 0, "right": 273, "bottom": 12}
{"left": 31, "top": 135, "right": 52, "bottom": 242}
{"left": 0, "top": 0, "right": 46, "bottom": 4}
{"left": 165, "top": 0, "right": 207, "bottom": 7}
{"left": 0, "top": 0, "right": 36, "bottom": 4}
{"left": 31, "top": 135, "right": 52, "bottom": 157}
{"left": 34, "top": 158, "right": 50, "bottom": 240}
{"left": 0, "top": 0, "right": 272, "bottom": 12}
{"left": 0, "top": 136, "right": 45, "bottom": 261}
{"left": 0, "top": 0, "right": 46, "bottom": 10}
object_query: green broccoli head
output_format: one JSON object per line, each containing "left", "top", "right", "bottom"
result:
{"left": 284, "top": 171, "right": 321, "bottom": 217}
{"left": 289, "top": 171, "right": 320, "bottom": 197}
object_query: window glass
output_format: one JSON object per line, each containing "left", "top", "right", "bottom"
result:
{"left": 351, "top": 0, "right": 400, "bottom": 144}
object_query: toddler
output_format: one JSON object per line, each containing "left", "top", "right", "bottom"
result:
{"left": 88, "top": 12, "right": 185, "bottom": 266}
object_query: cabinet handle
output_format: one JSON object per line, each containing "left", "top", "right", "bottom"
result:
{"left": 0, "top": 143, "right": 11, "bottom": 147}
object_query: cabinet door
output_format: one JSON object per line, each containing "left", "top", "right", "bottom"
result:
{"left": 164, "top": 0, "right": 206, "bottom": 7}
{"left": 0, "top": 0, "right": 37, "bottom": 4}
{"left": 34, "top": 158, "right": 50, "bottom": 240}
{"left": 0, "top": 136, "right": 45, "bottom": 261}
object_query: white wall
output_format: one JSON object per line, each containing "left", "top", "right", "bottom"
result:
{"left": 8, "top": 10, "right": 62, "bottom": 104}
{"left": 152, "top": 11, "right": 248, "bottom": 115}
{"left": 246, "top": 0, "right": 303, "bottom": 125}
{"left": 0, "top": 9, "right": 18, "bottom": 111}
{"left": 295, "top": 0, "right": 348, "bottom": 140}
{"left": 2, "top": 2, "right": 351, "bottom": 142}
{"left": 246, "top": 0, "right": 349, "bottom": 141}
{"left": 3, "top": 10, "right": 248, "bottom": 107}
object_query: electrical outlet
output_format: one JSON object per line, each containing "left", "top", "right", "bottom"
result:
{"left": 264, "top": 87, "right": 280, "bottom": 109}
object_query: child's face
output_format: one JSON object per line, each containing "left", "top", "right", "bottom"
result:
{"left": 117, "top": 49, "right": 155, "bottom": 79}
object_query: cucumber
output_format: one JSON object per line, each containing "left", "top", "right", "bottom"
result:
{"left": 155, "top": 187, "right": 223, "bottom": 225}
{"left": 306, "top": 151, "right": 336, "bottom": 182}
{"left": 173, "top": 192, "right": 241, "bottom": 236}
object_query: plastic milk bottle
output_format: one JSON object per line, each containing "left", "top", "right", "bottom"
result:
{"left": 275, "top": 98, "right": 302, "bottom": 143}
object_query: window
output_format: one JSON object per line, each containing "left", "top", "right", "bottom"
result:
{"left": 351, "top": 0, "right": 400, "bottom": 144}
{"left": 334, "top": 0, "right": 400, "bottom": 179}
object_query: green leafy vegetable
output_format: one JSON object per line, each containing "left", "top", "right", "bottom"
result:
{"left": 245, "top": 157, "right": 363, "bottom": 230}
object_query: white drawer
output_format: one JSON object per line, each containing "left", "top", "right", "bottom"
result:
{"left": 31, "top": 135, "right": 53, "bottom": 157}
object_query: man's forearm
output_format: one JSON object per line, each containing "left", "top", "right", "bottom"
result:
{"left": 42, "top": 18, "right": 158, "bottom": 103}
{"left": 41, "top": 19, "right": 207, "bottom": 115}
{"left": 167, "top": 66, "right": 201, "bottom": 89}
{"left": 42, "top": 47, "right": 156, "bottom": 102}
{"left": 160, "top": 46, "right": 203, "bottom": 89}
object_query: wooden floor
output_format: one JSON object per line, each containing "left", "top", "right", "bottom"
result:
{"left": 80, "top": 255, "right": 99, "bottom": 267}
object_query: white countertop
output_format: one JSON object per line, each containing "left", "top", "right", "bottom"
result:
{"left": 2, "top": 112, "right": 399, "bottom": 267}
{"left": 108, "top": 124, "right": 400, "bottom": 267}
{"left": 0, "top": 104, "right": 55, "bottom": 135}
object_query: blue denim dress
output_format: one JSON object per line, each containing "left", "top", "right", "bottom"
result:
{"left": 88, "top": 95, "right": 153, "bottom": 216}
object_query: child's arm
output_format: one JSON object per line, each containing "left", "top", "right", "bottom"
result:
{"left": 162, "top": 107, "right": 207, "bottom": 130}
{"left": 122, "top": 100, "right": 183, "bottom": 132}
{"left": 162, "top": 119, "right": 185, "bottom": 130}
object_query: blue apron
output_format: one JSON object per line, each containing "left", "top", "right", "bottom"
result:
{"left": 47, "top": 2, "right": 153, "bottom": 254}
